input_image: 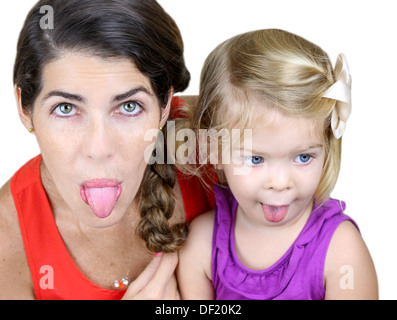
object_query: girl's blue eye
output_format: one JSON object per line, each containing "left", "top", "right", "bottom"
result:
{"left": 244, "top": 156, "right": 264, "bottom": 166}
{"left": 251, "top": 156, "right": 264, "bottom": 165}
{"left": 121, "top": 101, "right": 142, "bottom": 115}
{"left": 295, "top": 154, "right": 312, "bottom": 164}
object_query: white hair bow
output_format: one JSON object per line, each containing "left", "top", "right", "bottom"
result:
{"left": 322, "top": 53, "right": 352, "bottom": 139}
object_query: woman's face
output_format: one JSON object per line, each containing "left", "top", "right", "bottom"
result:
{"left": 21, "top": 53, "right": 170, "bottom": 228}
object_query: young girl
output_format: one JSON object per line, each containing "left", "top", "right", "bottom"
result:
{"left": 177, "top": 29, "right": 378, "bottom": 300}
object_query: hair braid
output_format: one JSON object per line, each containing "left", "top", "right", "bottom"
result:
{"left": 138, "top": 127, "right": 188, "bottom": 253}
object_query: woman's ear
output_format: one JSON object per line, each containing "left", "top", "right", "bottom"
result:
{"left": 14, "top": 85, "right": 34, "bottom": 133}
{"left": 159, "top": 87, "right": 174, "bottom": 128}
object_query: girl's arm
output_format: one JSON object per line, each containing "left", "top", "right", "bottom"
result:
{"left": 324, "top": 221, "right": 378, "bottom": 300}
{"left": 177, "top": 211, "right": 215, "bottom": 300}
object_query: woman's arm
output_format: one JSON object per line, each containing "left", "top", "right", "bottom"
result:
{"left": 177, "top": 211, "right": 215, "bottom": 300}
{"left": 0, "top": 180, "right": 35, "bottom": 299}
{"left": 324, "top": 221, "right": 378, "bottom": 300}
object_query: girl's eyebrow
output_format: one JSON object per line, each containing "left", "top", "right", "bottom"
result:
{"left": 295, "top": 144, "right": 324, "bottom": 153}
{"left": 240, "top": 144, "right": 324, "bottom": 155}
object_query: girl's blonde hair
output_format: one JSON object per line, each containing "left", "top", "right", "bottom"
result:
{"left": 184, "top": 29, "right": 341, "bottom": 203}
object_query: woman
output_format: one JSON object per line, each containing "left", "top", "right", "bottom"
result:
{"left": 0, "top": 0, "right": 212, "bottom": 299}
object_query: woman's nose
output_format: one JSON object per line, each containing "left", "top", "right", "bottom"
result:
{"left": 84, "top": 119, "right": 115, "bottom": 162}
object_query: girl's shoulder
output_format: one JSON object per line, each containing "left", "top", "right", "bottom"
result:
{"left": 185, "top": 210, "right": 214, "bottom": 249}
{"left": 177, "top": 210, "right": 215, "bottom": 298}
{"left": 179, "top": 210, "right": 214, "bottom": 274}
{"left": 323, "top": 219, "right": 378, "bottom": 299}
{"left": 177, "top": 211, "right": 214, "bottom": 300}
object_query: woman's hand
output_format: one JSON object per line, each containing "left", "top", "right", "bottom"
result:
{"left": 122, "top": 252, "right": 180, "bottom": 300}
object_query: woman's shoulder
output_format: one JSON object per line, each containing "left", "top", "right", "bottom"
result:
{"left": 0, "top": 179, "right": 23, "bottom": 256}
{"left": 0, "top": 179, "right": 18, "bottom": 232}
{"left": 0, "top": 179, "right": 34, "bottom": 299}
{"left": 0, "top": 179, "right": 21, "bottom": 260}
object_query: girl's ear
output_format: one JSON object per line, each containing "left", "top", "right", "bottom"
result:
{"left": 159, "top": 87, "right": 174, "bottom": 128}
{"left": 14, "top": 85, "right": 34, "bottom": 133}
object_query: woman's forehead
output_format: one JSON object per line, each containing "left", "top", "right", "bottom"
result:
{"left": 40, "top": 53, "right": 153, "bottom": 94}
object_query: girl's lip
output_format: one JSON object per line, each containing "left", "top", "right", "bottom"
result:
{"left": 261, "top": 202, "right": 289, "bottom": 207}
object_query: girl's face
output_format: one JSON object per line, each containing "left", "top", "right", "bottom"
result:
{"left": 218, "top": 103, "right": 326, "bottom": 228}
{"left": 18, "top": 53, "right": 170, "bottom": 228}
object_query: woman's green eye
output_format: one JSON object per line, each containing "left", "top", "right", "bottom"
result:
{"left": 123, "top": 101, "right": 137, "bottom": 112}
{"left": 53, "top": 103, "right": 76, "bottom": 117}
{"left": 59, "top": 103, "right": 74, "bottom": 114}
{"left": 120, "top": 101, "right": 142, "bottom": 116}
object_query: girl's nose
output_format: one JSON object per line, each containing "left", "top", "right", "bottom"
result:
{"left": 264, "top": 163, "right": 293, "bottom": 192}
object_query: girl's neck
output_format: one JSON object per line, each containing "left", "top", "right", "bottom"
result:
{"left": 237, "top": 200, "right": 313, "bottom": 235}
{"left": 234, "top": 200, "right": 314, "bottom": 270}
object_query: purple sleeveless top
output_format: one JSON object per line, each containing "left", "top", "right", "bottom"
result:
{"left": 211, "top": 186, "right": 358, "bottom": 300}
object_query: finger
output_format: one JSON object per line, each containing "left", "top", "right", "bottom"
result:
{"left": 141, "top": 252, "right": 178, "bottom": 299}
{"left": 148, "top": 252, "right": 178, "bottom": 289}
{"left": 175, "top": 288, "right": 181, "bottom": 300}
{"left": 163, "top": 273, "right": 180, "bottom": 300}
{"left": 124, "top": 253, "right": 163, "bottom": 297}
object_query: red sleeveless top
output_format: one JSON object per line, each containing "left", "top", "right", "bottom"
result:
{"left": 11, "top": 97, "right": 215, "bottom": 299}
{"left": 11, "top": 155, "right": 214, "bottom": 300}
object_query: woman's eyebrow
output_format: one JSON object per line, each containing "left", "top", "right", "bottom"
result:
{"left": 110, "top": 86, "right": 153, "bottom": 103}
{"left": 40, "top": 86, "right": 153, "bottom": 105}
{"left": 41, "top": 91, "right": 86, "bottom": 103}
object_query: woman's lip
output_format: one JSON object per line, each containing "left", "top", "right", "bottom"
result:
{"left": 81, "top": 179, "right": 121, "bottom": 188}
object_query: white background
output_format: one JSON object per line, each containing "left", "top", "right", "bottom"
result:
{"left": 1, "top": 0, "right": 396, "bottom": 299}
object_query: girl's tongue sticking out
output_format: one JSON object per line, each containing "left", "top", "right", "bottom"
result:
{"left": 262, "top": 204, "right": 289, "bottom": 223}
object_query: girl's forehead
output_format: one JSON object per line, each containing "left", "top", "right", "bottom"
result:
{"left": 258, "top": 107, "right": 323, "bottom": 129}
{"left": 233, "top": 101, "right": 324, "bottom": 136}
{"left": 228, "top": 107, "right": 324, "bottom": 153}
{"left": 222, "top": 90, "right": 318, "bottom": 123}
